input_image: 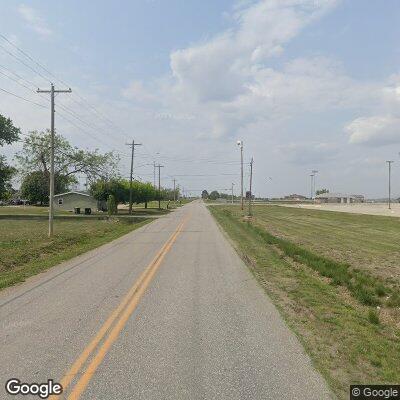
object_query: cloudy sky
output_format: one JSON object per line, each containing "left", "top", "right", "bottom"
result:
{"left": 0, "top": 0, "right": 399, "bottom": 198}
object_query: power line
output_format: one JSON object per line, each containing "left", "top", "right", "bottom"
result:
{"left": 0, "top": 43, "right": 51, "bottom": 83}
{"left": 0, "top": 35, "right": 129, "bottom": 145}
{"left": 0, "top": 86, "right": 47, "bottom": 108}
{"left": 0, "top": 33, "right": 62, "bottom": 85}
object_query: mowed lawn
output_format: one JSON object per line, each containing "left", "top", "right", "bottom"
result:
{"left": 0, "top": 206, "right": 69, "bottom": 215}
{"left": 251, "top": 205, "right": 400, "bottom": 283}
{"left": 0, "top": 218, "right": 150, "bottom": 290}
{"left": 210, "top": 205, "right": 400, "bottom": 400}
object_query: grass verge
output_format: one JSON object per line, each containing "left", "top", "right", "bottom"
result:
{"left": 209, "top": 206, "right": 400, "bottom": 400}
{"left": 0, "top": 218, "right": 151, "bottom": 290}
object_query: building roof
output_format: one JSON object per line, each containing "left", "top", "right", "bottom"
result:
{"left": 315, "top": 192, "right": 364, "bottom": 199}
{"left": 53, "top": 191, "right": 92, "bottom": 198}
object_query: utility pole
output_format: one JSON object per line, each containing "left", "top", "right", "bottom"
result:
{"left": 248, "top": 158, "right": 254, "bottom": 216}
{"left": 153, "top": 161, "right": 156, "bottom": 188}
{"left": 312, "top": 170, "right": 318, "bottom": 198}
{"left": 237, "top": 140, "right": 244, "bottom": 210}
{"left": 310, "top": 174, "right": 314, "bottom": 199}
{"left": 37, "top": 83, "right": 71, "bottom": 237}
{"left": 173, "top": 178, "right": 176, "bottom": 202}
{"left": 386, "top": 161, "right": 394, "bottom": 209}
{"left": 126, "top": 140, "right": 142, "bottom": 214}
{"left": 155, "top": 164, "right": 164, "bottom": 209}
{"left": 231, "top": 182, "right": 234, "bottom": 204}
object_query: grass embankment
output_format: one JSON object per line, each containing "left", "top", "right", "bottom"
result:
{"left": 0, "top": 218, "right": 151, "bottom": 290}
{"left": 209, "top": 205, "right": 400, "bottom": 400}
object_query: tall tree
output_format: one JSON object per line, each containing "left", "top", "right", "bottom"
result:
{"left": 20, "top": 171, "right": 69, "bottom": 205}
{"left": 0, "top": 114, "right": 20, "bottom": 145}
{"left": 0, "top": 157, "right": 15, "bottom": 201}
{"left": 209, "top": 190, "right": 220, "bottom": 200}
{"left": 16, "top": 130, "right": 119, "bottom": 185}
{"left": 131, "top": 181, "right": 157, "bottom": 208}
{"left": 0, "top": 114, "right": 20, "bottom": 200}
{"left": 90, "top": 179, "right": 128, "bottom": 211}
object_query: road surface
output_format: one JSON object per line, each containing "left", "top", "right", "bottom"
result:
{"left": 0, "top": 201, "right": 333, "bottom": 399}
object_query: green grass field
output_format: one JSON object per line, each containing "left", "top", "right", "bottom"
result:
{"left": 0, "top": 218, "right": 151, "bottom": 290}
{"left": 0, "top": 206, "right": 69, "bottom": 215}
{"left": 209, "top": 205, "right": 400, "bottom": 400}
{"left": 0, "top": 199, "right": 191, "bottom": 216}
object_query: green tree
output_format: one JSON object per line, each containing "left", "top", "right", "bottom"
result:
{"left": 131, "top": 181, "right": 157, "bottom": 208}
{"left": 316, "top": 189, "right": 329, "bottom": 196}
{"left": 201, "top": 190, "right": 209, "bottom": 199}
{"left": 20, "top": 171, "right": 69, "bottom": 205}
{"left": 90, "top": 179, "right": 128, "bottom": 211}
{"left": 0, "top": 156, "right": 16, "bottom": 201}
{"left": 0, "top": 114, "right": 20, "bottom": 145}
{"left": 16, "top": 130, "right": 119, "bottom": 185}
{"left": 209, "top": 190, "right": 220, "bottom": 200}
{"left": 107, "top": 194, "right": 117, "bottom": 216}
{"left": 0, "top": 114, "right": 20, "bottom": 200}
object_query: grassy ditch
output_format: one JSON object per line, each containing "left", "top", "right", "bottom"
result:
{"left": 209, "top": 206, "right": 400, "bottom": 400}
{"left": 0, "top": 218, "right": 151, "bottom": 290}
{"left": 244, "top": 221, "right": 397, "bottom": 308}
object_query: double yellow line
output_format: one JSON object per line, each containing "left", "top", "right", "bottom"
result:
{"left": 53, "top": 217, "right": 187, "bottom": 399}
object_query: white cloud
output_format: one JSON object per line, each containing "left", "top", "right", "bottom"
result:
{"left": 121, "top": 80, "right": 157, "bottom": 104}
{"left": 170, "top": 0, "right": 339, "bottom": 103}
{"left": 18, "top": 4, "right": 52, "bottom": 37}
{"left": 346, "top": 115, "right": 400, "bottom": 146}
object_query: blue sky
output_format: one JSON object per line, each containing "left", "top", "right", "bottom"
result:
{"left": 0, "top": 0, "right": 400, "bottom": 197}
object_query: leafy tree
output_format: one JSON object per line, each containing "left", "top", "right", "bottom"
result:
{"left": 131, "top": 181, "right": 157, "bottom": 208}
{"left": 16, "top": 130, "right": 119, "bottom": 185}
{"left": 20, "top": 171, "right": 69, "bottom": 205}
{"left": 159, "top": 187, "right": 179, "bottom": 201}
{"left": 201, "top": 190, "right": 209, "bottom": 199}
{"left": 316, "top": 189, "right": 329, "bottom": 196}
{"left": 0, "top": 114, "right": 20, "bottom": 145}
{"left": 209, "top": 190, "right": 220, "bottom": 200}
{"left": 90, "top": 179, "right": 128, "bottom": 211}
{"left": 0, "top": 156, "right": 16, "bottom": 200}
{"left": 0, "top": 114, "right": 20, "bottom": 200}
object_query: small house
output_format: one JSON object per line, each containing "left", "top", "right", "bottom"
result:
{"left": 53, "top": 191, "right": 99, "bottom": 213}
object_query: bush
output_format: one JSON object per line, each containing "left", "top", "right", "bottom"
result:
{"left": 107, "top": 194, "right": 117, "bottom": 215}
{"left": 368, "top": 309, "right": 380, "bottom": 325}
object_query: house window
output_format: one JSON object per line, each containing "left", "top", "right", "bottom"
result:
{"left": 58, "top": 198, "right": 63, "bottom": 205}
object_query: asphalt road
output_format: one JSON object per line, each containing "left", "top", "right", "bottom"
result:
{"left": 0, "top": 200, "right": 333, "bottom": 399}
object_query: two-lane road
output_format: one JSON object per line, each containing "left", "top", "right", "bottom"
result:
{"left": 0, "top": 201, "right": 333, "bottom": 399}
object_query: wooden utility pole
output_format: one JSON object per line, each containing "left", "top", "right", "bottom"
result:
{"left": 126, "top": 140, "right": 142, "bottom": 214}
{"left": 155, "top": 164, "right": 164, "bottom": 209}
{"left": 37, "top": 83, "right": 71, "bottom": 237}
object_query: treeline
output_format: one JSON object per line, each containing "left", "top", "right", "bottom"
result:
{"left": 0, "top": 114, "right": 178, "bottom": 208}
{"left": 91, "top": 179, "right": 179, "bottom": 212}
{"left": 201, "top": 190, "right": 234, "bottom": 200}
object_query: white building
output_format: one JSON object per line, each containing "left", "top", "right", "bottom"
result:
{"left": 315, "top": 193, "right": 364, "bottom": 204}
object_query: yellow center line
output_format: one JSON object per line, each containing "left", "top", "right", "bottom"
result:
{"left": 52, "top": 216, "right": 188, "bottom": 400}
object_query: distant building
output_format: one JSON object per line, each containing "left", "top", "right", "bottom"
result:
{"left": 53, "top": 191, "right": 101, "bottom": 213}
{"left": 284, "top": 194, "right": 308, "bottom": 201}
{"left": 315, "top": 193, "right": 364, "bottom": 204}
